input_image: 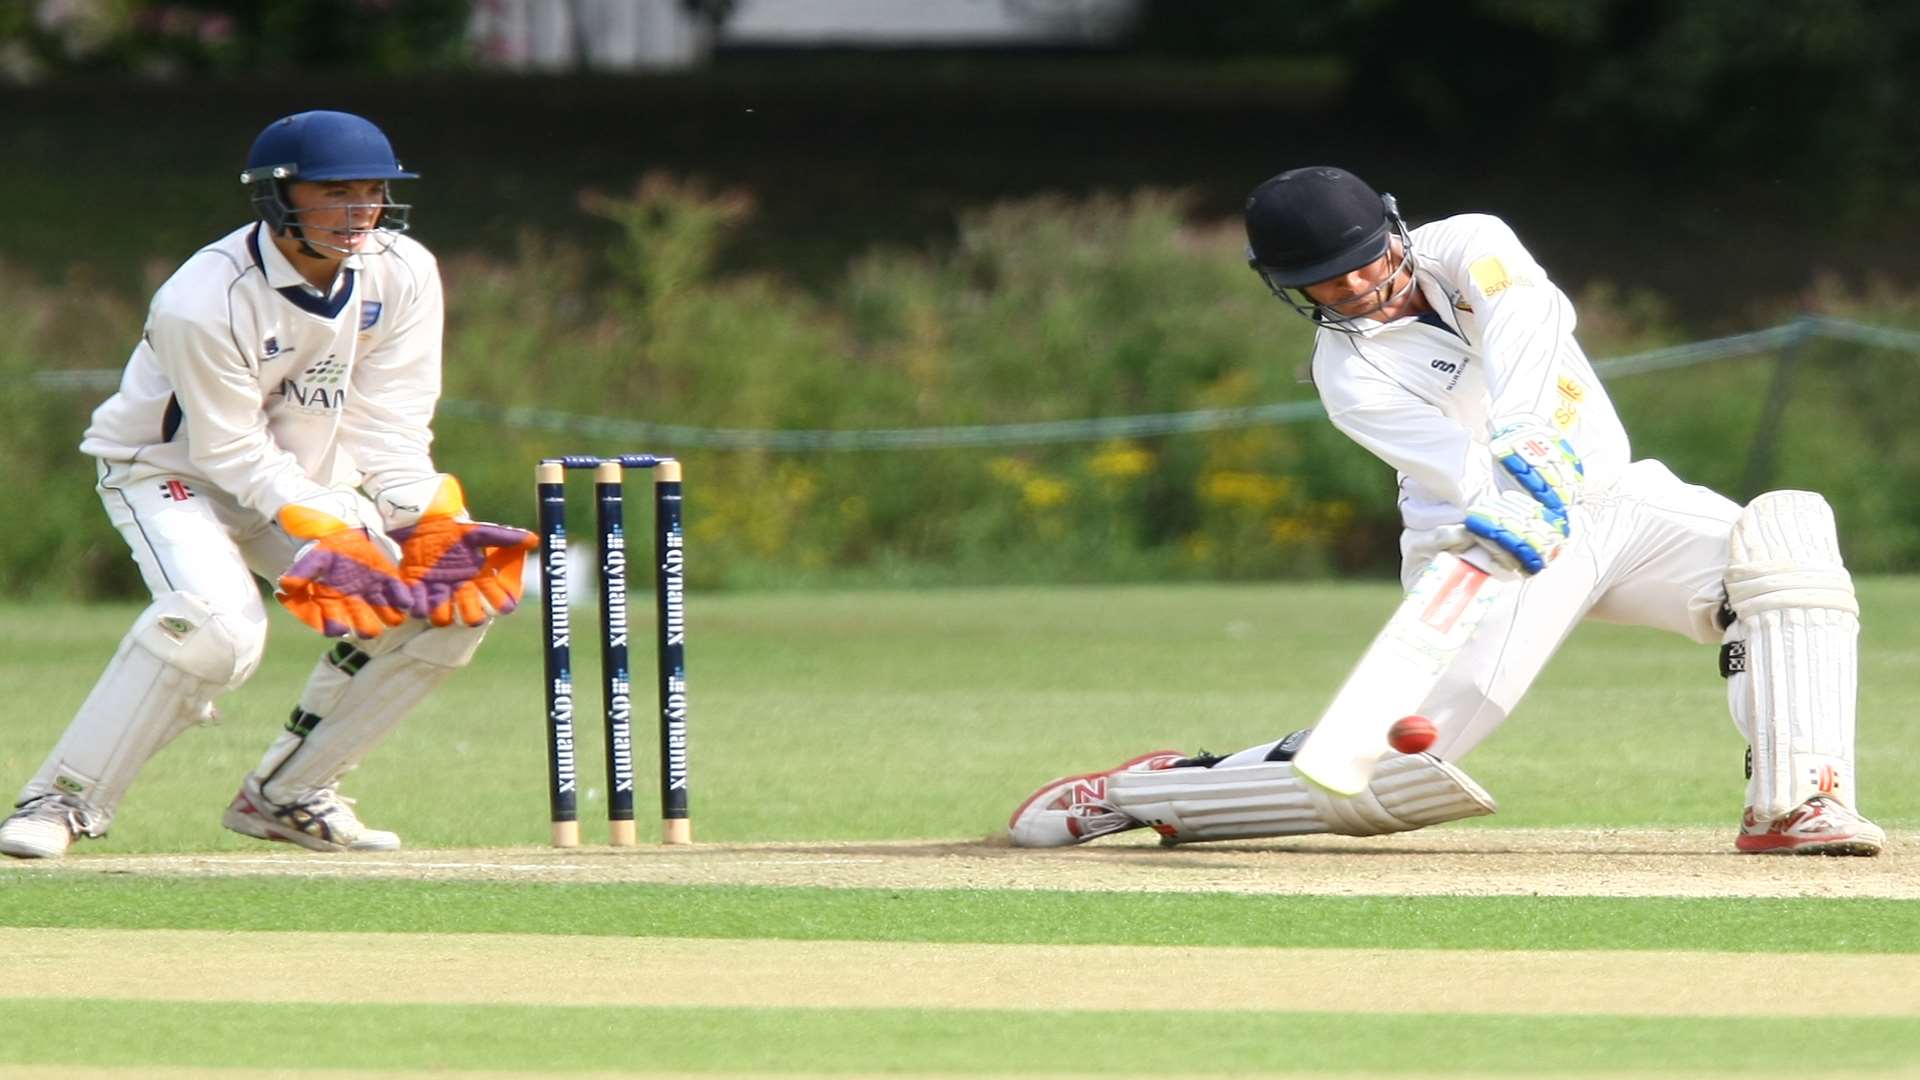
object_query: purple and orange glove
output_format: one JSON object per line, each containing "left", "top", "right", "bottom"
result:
{"left": 383, "top": 475, "right": 538, "bottom": 627}
{"left": 275, "top": 497, "right": 413, "bottom": 639}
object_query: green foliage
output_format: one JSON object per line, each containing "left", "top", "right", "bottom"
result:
{"left": 0, "top": 264, "right": 150, "bottom": 600}
{"left": 0, "top": 0, "right": 473, "bottom": 81}
{"left": 433, "top": 177, "right": 1372, "bottom": 589}
{"left": 1129, "top": 0, "right": 1920, "bottom": 193}
{"left": 8, "top": 178, "right": 1920, "bottom": 598}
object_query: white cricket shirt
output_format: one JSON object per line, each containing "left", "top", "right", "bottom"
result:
{"left": 1307, "top": 213, "right": 1631, "bottom": 532}
{"left": 81, "top": 222, "right": 444, "bottom": 520}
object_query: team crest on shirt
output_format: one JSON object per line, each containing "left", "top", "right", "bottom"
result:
{"left": 359, "top": 301, "right": 382, "bottom": 331}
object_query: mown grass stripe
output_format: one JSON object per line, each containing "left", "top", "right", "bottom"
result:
{"left": 1, "top": 1002, "right": 1917, "bottom": 1074}
{"left": 10, "top": 928, "right": 1916, "bottom": 1015}
{"left": 2, "top": 875, "right": 1915, "bottom": 952}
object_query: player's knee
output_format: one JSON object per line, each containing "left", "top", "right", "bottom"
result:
{"left": 1724, "top": 491, "right": 1857, "bottom": 620}
{"left": 132, "top": 591, "right": 265, "bottom": 687}
{"left": 398, "top": 621, "right": 489, "bottom": 668}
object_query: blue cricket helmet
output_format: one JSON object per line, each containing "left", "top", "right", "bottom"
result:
{"left": 240, "top": 110, "right": 416, "bottom": 251}
{"left": 242, "top": 110, "right": 417, "bottom": 184}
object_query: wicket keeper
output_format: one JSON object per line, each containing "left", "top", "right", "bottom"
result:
{"left": 1, "top": 111, "right": 536, "bottom": 858}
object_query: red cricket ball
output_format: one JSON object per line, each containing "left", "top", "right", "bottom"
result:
{"left": 1388, "top": 715, "right": 1438, "bottom": 755}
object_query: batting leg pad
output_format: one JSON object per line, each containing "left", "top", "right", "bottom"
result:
{"left": 253, "top": 621, "right": 487, "bottom": 804}
{"left": 21, "top": 591, "right": 261, "bottom": 826}
{"left": 1106, "top": 753, "right": 1497, "bottom": 843}
{"left": 1723, "top": 490, "right": 1860, "bottom": 819}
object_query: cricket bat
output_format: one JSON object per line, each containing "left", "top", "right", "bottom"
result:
{"left": 1290, "top": 550, "right": 1512, "bottom": 796}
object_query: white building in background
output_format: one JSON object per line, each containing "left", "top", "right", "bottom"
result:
{"left": 469, "top": 0, "right": 1144, "bottom": 72}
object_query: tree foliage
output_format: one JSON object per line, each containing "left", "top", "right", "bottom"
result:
{"left": 1130, "top": 0, "right": 1919, "bottom": 190}
{"left": 1, "top": 0, "right": 472, "bottom": 81}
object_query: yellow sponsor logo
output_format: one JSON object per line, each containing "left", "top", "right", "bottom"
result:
{"left": 1469, "top": 256, "right": 1511, "bottom": 295}
{"left": 1469, "top": 255, "right": 1533, "bottom": 298}
{"left": 1552, "top": 375, "right": 1586, "bottom": 430}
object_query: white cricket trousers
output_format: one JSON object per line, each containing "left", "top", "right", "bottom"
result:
{"left": 1416, "top": 458, "right": 1743, "bottom": 759}
{"left": 97, "top": 459, "right": 314, "bottom": 637}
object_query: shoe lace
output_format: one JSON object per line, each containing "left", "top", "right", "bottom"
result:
{"left": 25, "top": 794, "right": 102, "bottom": 838}
{"left": 297, "top": 787, "right": 362, "bottom": 825}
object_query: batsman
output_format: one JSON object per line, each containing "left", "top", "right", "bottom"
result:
{"left": 1009, "top": 166, "right": 1881, "bottom": 856}
{"left": 0, "top": 111, "right": 536, "bottom": 859}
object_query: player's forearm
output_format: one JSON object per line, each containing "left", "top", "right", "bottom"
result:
{"left": 1332, "top": 404, "right": 1502, "bottom": 519}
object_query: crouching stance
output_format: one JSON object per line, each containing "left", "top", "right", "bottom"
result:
{"left": 1011, "top": 166, "right": 1880, "bottom": 855}
{"left": 0, "top": 111, "right": 535, "bottom": 859}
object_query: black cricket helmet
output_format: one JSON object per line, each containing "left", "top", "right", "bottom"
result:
{"left": 1244, "top": 166, "right": 1416, "bottom": 332}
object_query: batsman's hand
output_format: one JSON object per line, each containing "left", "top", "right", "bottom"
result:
{"left": 1462, "top": 489, "right": 1569, "bottom": 575}
{"left": 1489, "top": 416, "right": 1584, "bottom": 529}
{"left": 386, "top": 474, "right": 538, "bottom": 627}
{"left": 275, "top": 495, "right": 413, "bottom": 639}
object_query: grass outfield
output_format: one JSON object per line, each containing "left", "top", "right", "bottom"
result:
{"left": 3, "top": 580, "right": 1917, "bottom": 851}
{"left": 0, "top": 876, "right": 1917, "bottom": 952}
{"left": 2, "top": 583, "right": 1917, "bottom": 1076}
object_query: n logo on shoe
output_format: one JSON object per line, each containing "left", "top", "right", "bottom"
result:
{"left": 1069, "top": 779, "right": 1108, "bottom": 806}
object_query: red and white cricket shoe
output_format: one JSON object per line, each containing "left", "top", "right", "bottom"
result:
{"left": 1007, "top": 749, "right": 1186, "bottom": 848}
{"left": 1737, "top": 796, "right": 1884, "bottom": 857}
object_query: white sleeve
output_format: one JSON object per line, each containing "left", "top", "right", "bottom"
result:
{"left": 341, "top": 251, "right": 443, "bottom": 503}
{"left": 1450, "top": 217, "right": 1579, "bottom": 425}
{"left": 1326, "top": 395, "right": 1500, "bottom": 524}
{"left": 146, "top": 306, "right": 329, "bottom": 518}
{"left": 1314, "top": 342, "right": 1499, "bottom": 525}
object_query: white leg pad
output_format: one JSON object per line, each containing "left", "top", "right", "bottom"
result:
{"left": 22, "top": 591, "right": 259, "bottom": 826}
{"left": 254, "top": 622, "right": 487, "bottom": 803}
{"left": 1106, "top": 753, "right": 1497, "bottom": 843}
{"left": 1724, "top": 491, "right": 1860, "bottom": 819}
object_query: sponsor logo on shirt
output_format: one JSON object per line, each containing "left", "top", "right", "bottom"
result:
{"left": 278, "top": 354, "right": 349, "bottom": 411}
{"left": 263, "top": 336, "right": 280, "bottom": 357}
{"left": 159, "top": 479, "right": 194, "bottom": 501}
{"left": 359, "top": 300, "right": 382, "bottom": 332}
{"left": 1468, "top": 255, "right": 1534, "bottom": 298}
{"left": 1554, "top": 374, "right": 1585, "bottom": 429}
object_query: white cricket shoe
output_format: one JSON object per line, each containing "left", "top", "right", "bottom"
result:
{"left": 1737, "top": 796, "right": 1884, "bottom": 857}
{"left": 0, "top": 794, "right": 103, "bottom": 860}
{"left": 222, "top": 776, "right": 401, "bottom": 853}
{"left": 1008, "top": 749, "right": 1186, "bottom": 848}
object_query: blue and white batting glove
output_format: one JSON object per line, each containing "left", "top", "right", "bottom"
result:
{"left": 1464, "top": 490, "right": 1569, "bottom": 575}
{"left": 1489, "top": 418, "right": 1584, "bottom": 530}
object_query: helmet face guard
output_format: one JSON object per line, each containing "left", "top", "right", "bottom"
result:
{"left": 241, "top": 111, "right": 417, "bottom": 258}
{"left": 240, "top": 167, "right": 412, "bottom": 257}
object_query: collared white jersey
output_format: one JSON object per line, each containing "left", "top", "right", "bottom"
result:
{"left": 81, "top": 222, "right": 444, "bottom": 520}
{"left": 1307, "top": 213, "right": 1630, "bottom": 531}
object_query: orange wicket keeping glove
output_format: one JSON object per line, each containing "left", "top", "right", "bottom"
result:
{"left": 387, "top": 475, "right": 539, "bottom": 627}
{"left": 275, "top": 499, "right": 414, "bottom": 639}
